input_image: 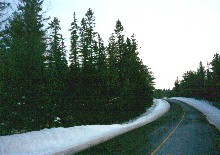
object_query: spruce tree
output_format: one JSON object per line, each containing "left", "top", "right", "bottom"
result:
{"left": 96, "top": 34, "right": 107, "bottom": 102}
{"left": 114, "top": 20, "right": 125, "bottom": 61}
{"left": 128, "top": 35, "right": 154, "bottom": 109}
{"left": 67, "top": 12, "right": 80, "bottom": 117}
{"left": 173, "top": 77, "right": 180, "bottom": 96}
{"left": 106, "top": 33, "right": 118, "bottom": 98}
{"left": 78, "top": 9, "right": 97, "bottom": 108}
{"left": 205, "top": 62, "right": 212, "bottom": 100}
{"left": 8, "top": 0, "right": 48, "bottom": 130}
{"left": 210, "top": 53, "right": 220, "bottom": 101}
{"left": 0, "top": 1, "right": 12, "bottom": 134}
{"left": 196, "top": 61, "right": 205, "bottom": 98}
{"left": 69, "top": 12, "right": 79, "bottom": 68}
{"left": 46, "top": 17, "right": 68, "bottom": 126}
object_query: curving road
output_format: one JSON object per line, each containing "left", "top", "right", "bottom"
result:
{"left": 152, "top": 99, "right": 220, "bottom": 154}
{"left": 78, "top": 99, "right": 220, "bottom": 154}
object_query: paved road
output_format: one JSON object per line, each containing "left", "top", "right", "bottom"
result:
{"left": 153, "top": 99, "right": 220, "bottom": 154}
{"left": 77, "top": 99, "right": 219, "bottom": 154}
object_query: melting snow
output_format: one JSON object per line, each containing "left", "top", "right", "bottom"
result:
{"left": 0, "top": 99, "right": 169, "bottom": 155}
{"left": 171, "top": 97, "right": 220, "bottom": 131}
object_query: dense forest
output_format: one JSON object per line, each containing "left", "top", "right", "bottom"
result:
{"left": 154, "top": 54, "right": 220, "bottom": 102}
{"left": 0, "top": 0, "right": 154, "bottom": 135}
{"left": 172, "top": 55, "right": 220, "bottom": 102}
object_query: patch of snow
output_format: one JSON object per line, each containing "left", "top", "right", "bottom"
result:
{"left": 0, "top": 99, "right": 170, "bottom": 155}
{"left": 171, "top": 97, "right": 220, "bottom": 131}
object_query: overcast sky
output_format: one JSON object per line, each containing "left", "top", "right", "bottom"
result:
{"left": 7, "top": 0, "right": 220, "bottom": 89}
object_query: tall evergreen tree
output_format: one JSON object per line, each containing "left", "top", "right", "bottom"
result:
{"left": 85, "top": 8, "right": 96, "bottom": 66}
{"left": 78, "top": 9, "right": 98, "bottom": 108}
{"left": 8, "top": 0, "right": 48, "bottom": 130}
{"left": 114, "top": 20, "right": 125, "bottom": 61}
{"left": 46, "top": 17, "right": 68, "bottom": 126}
{"left": 95, "top": 34, "right": 107, "bottom": 100}
{"left": 67, "top": 12, "right": 80, "bottom": 116}
{"left": 196, "top": 61, "right": 205, "bottom": 98}
{"left": 173, "top": 77, "right": 180, "bottom": 96}
{"left": 0, "top": 1, "right": 11, "bottom": 134}
{"left": 205, "top": 62, "right": 212, "bottom": 100}
{"left": 69, "top": 12, "right": 79, "bottom": 68}
{"left": 210, "top": 53, "right": 220, "bottom": 101}
{"left": 106, "top": 33, "right": 118, "bottom": 97}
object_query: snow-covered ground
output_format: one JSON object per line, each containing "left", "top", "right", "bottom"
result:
{"left": 0, "top": 99, "right": 170, "bottom": 155}
{"left": 171, "top": 97, "right": 220, "bottom": 131}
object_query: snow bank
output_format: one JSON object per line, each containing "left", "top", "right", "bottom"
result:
{"left": 171, "top": 97, "right": 220, "bottom": 131}
{"left": 0, "top": 99, "right": 170, "bottom": 155}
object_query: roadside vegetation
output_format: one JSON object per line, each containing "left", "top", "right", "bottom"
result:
{"left": 171, "top": 55, "right": 220, "bottom": 103}
{"left": 154, "top": 54, "right": 220, "bottom": 109}
{"left": 0, "top": 0, "right": 154, "bottom": 135}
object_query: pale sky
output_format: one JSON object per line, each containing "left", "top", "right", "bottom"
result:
{"left": 8, "top": 0, "right": 220, "bottom": 89}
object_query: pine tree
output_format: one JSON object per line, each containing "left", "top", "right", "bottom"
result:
{"left": 210, "top": 53, "right": 220, "bottom": 101}
{"left": 69, "top": 12, "right": 79, "bottom": 68}
{"left": 0, "top": 1, "right": 10, "bottom": 92}
{"left": 106, "top": 20, "right": 125, "bottom": 100}
{"left": 106, "top": 33, "right": 118, "bottom": 97}
{"left": 96, "top": 34, "right": 107, "bottom": 100}
{"left": 79, "top": 17, "right": 87, "bottom": 67}
{"left": 8, "top": 0, "right": 48, "bottom": 130}
{"left": 0, "top": 1, "right": 12, "bottom": 134}
{"left": 66, "top": 12, "right": 80, "bottom": 118}
{"left": 129, "top": 35, "right": 154, "bottom": 109}
{"left": 46, "top": 17, "right": 68, "bottom": 126}
{"left": 114, "top": 20, "right": 125, "bottom": 61}
{"left": 85, "top": 8, "right": 96, "bottom": 66}
{"left": 205, "top": 62, "right": 212, "bottom": 100}
{"left": 196, "top": 61, "right": 205, "bottom": 98}
{"left": 173, "top": 77, "right": 180, "bottom": 96}
{"left": 78, "top": 9, "right": 98, "bottom": 108}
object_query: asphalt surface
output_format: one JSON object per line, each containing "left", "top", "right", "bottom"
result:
{"left": 153, "top": 99, "right": 220, "bottom": 155}
{"left": 77, "top": 99, "right": 220, "bottom": 154}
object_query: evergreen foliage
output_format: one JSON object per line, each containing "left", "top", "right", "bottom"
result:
{"left": 0, "top": 4, "right": 155, "bottom": 135}
{"left": 172, "top": 56, "right": 220, "bottom": 102}
{"left": 45, "top": 17, "right": 68, "bottom": 127}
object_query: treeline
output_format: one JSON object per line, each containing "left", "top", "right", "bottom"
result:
{"left": 0, "top": 0, "right": 154, "bottom": 135}
{"left": 154, "top": 89, "right": 171, "bottom": 99}
{"left": 172, "top": 54, "right": 220, "bottom": 102}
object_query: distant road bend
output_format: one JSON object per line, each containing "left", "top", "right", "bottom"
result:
{"left": 151, "top": 99, "right": 220, "bottom": 154}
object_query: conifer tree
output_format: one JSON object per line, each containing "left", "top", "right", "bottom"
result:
{"left": 79, "top": 18, "right": 87, "bottom": 67}
{"left": 196, "top": 61, "right": 205, "bottom": 98}
{"left": 0, "top": 1, "right": 12, "bottom": 134}
{"left": 85, "top": 8, "right": 96, "bottom": 66}
{"left": 173, "top": 77, "right": 180, "bottom": 96}
{"left": 210, "top": 53, "right": 220, "bottom": 101}
{"left": 114, "top": 20, "right": 125, "bottom": 61}
{"left": 67, "top": 12, "right": 80, "bottom": 113}
{"left": 106, "top": 33, "right": 118, "bottom": 97}
{"left": 46, "top": 17, "right": 68, "bottom": 126}
{"left": 78, "top": 9, "right": 98, "bottom": 108}
{"left": 8, "top": 0, "right": 48, "bottom": 130}
{"left": 96, "top": 34, "right": 107, "bottom": 100}
{"left": 128, "top": 35, "right": 154, "bottom": 109}
{"left": 69, "top": 12, "right": 79, "bottom": 68}
{"left": 205, "top": 62, "right": 212, "bottom": 100}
